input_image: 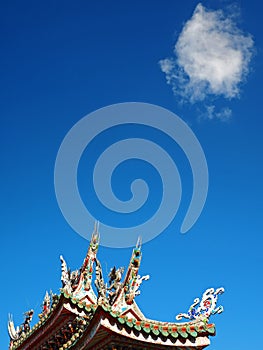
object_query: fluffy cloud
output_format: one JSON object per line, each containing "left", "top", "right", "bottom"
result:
{"left": 160, "top": 3, "right": 254, "bottom": 119}
{"left": 204, "top": 105, "right": 232, "bottom": 121}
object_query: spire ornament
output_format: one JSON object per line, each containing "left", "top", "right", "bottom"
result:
{"left": 94, "top": 258, "right": 108, "bottom": 304}
{"left": 60, "top": 255, "right": 72, "bottom": 294}
{"left": 176, "top": 287, "right": 225, "bottom": 321}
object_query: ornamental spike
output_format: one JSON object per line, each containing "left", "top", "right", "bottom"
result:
{"left": 136, "top": 236, "right": 142, "bottom": 249}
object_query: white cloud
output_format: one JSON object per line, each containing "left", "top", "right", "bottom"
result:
{"left": 204, "top": 105, "right": 232, "bottom": 121}
{"left": 160, "top": 3, "right": 254, "bottom": 115}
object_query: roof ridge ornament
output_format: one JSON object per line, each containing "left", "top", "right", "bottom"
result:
{"left": 94, "top": 257, "right": 108, "bottom": 305}
{"left": 59, "top": 222, "right": 100, "bottom": 299}
{"left": 60, "top": 255, "right": 72, "bottom": 294}
{"left": 38, "top": 291, "right": 51, "bottom": 320}
{"left": 176, "top": 287, "right": 225, "bottom": 321}
{"left": 7, "top": 228, "right": 224, "bottom": 349}
{"left": 136, "top": 236, "right": 142, "bottom": 249}
{"left": 94, "top": 220, "right": 99, "bottom": 234}
{"left": 8, "top": 309, "right": 34, "bottom": 343}
{"left": 7, "top": 314, "right": 20, "bottom": 341}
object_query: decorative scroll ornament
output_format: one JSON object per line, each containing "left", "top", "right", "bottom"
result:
{"left": 133, "top": 274, "right": 150, "bottom": 296}
{"left": 7, "top": 314, "right": 20, "bottom": 341}
{"left": 60, "top": 255, "right": 72, "bottom": 294}
{"left": 8, "top": 309, "right": 34, "bottom": 341}
{"left": 176, "top": 287, "right": 225, "bottom": 321}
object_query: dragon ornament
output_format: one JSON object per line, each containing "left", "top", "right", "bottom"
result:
{"left": 176, "top": 287, "right": 225, "bottom": 321}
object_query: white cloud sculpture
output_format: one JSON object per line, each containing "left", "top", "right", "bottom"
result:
{"left": 160, "top": 3, "right": 254, "bottom": 119}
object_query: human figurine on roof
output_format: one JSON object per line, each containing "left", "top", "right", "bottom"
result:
{"left": 94, "top": 258, "right": 107, "bottom": 302}
{"left": 107, "top": 266, "right": 124, "bottom": 305}
{"left": 70, "top": 270, "right": 80, "bottom": 288}
{"left": 38, "top": 292, "right": 51, "bottom": 320}
{"left": 22, "top": 310, "right": 34, "bottom": 333}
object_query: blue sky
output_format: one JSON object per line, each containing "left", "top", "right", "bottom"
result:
{"left": 1, "top": 0, "right": 262, "bottom": 348}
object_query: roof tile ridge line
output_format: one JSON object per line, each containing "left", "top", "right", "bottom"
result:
{"left": 20, "top": 298, "right": 93, "bottom": 349}
{"left": 95, "top": 307, "right": 202, "bottom": 341}
{"left": 11, "top": 295, "right": 63, "bottom": 350}
{"left": 63, "top": 291, "right": 98, "bottom": 314}
{"left": 123, "top": 315, "right": 215, "bottom": 338}
{"left": 142, "top": 316, "right": 213, "bottom": 326}
{"left": 61, "top": 288, "right": 98, "bottom": 309}
{"left": 133, "top": 317, "right": 216, "bottom": 336}
{"left": 130, "top": 300, "right": 147, "bottom": 320}
{"left": 63, "top": 304, "right": 213, "bottom": 345}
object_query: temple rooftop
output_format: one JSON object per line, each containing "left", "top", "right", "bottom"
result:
{"left": 8, "top": 224, "right": 224, "bottom": 349}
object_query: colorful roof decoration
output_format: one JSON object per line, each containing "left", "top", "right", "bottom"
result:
{"left": 176, "top": 287, "right": 225, "bottom": 322}
{"left": 7, "top": 224, "right": 224, "bottom": 349}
